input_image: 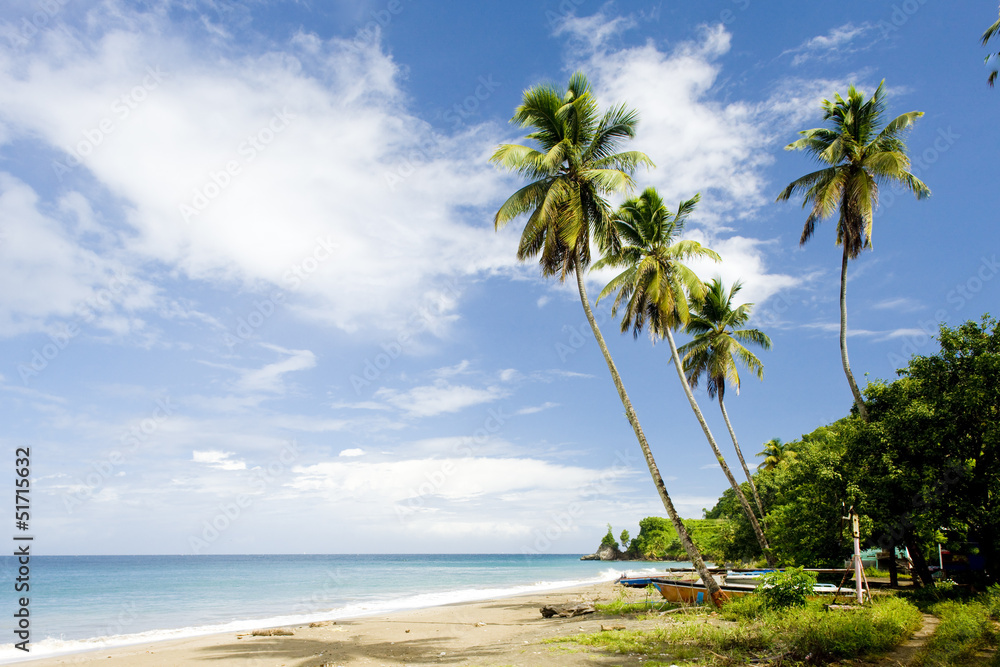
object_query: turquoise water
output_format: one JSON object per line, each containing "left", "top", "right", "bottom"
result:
{"left": 0, "top": 554, "right": 681, "bottom": 663}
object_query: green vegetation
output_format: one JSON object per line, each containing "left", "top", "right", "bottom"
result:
{"left": 619, "top": 516, "right": 725, "bottom": 561}
{"left": 755, "top": 568, "right": 817, "bottom": 609}
{"left": 599, "top": 523, "right": 618, "bottom": 551}
{"left": 558, "top": 595, "right": 922, "bottom": 664}
{"left": 899, "top": 584, "right": 1000, "bottom": 666}
{"left": 596, "top": 583, "right": 675, "bottom": 616}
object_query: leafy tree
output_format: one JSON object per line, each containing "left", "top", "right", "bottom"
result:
{"left": 600, "top": 523, "right": 619, "bottom": 551}
{"left": 844, "top": 316, "right": 1000, "bottom": 586}
{"left": 490, "top": 73, "right": 722, "bottom": 603}
{"left": 711, "top": 423, "right": 852, "bottom": 567}
{"left": 619, "top": 529, "right": 631, "bottom": 550}
{"left": 625, "top": 516, "right": 724, "bottom": 561}
{"left": 777, "top": 82, "right": 930, "bottom": 421}
{"left": 678, "top": 278, "right": 771, "bottom": 520}
{"left": 595, "top": 188, "right": 776, "bottom": 567}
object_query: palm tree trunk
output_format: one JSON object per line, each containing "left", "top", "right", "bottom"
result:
{"left": 840, "top": 246, "right": 869, "bottom": 421}
{"left": 718, "top": 395, "right": 766, "bottom": 524}
{"left": 573, "top": 263, "right": 724, "bottom": 606}
{"left": 663, "top": 328, "right": 776, "bottom": 567}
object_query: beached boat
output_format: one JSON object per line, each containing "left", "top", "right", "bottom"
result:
{"left": 617, "top": 574, "right": 753, "bottom": 605}
{"left": 617, "top": 571, "right": 845, "bottom": 605}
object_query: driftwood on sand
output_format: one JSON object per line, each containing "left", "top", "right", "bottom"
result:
{"left": 539, "top": 603, "right": 596, "bottom": 618}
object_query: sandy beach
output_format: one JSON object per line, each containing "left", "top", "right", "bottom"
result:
{"left": 19, "top": 581, "right": 639, "bottom": 667}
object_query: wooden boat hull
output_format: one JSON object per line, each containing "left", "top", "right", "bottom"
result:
{"left": 652, "top": 579, "right": 753, "bottom": 605}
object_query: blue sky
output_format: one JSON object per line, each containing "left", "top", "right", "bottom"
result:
{"left": 0, "top": 0, "right": 997, "bottom": 555}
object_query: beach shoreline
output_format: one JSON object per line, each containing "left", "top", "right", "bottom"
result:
{"left": 15, "top": 580, "right": 625, "bottom": 666}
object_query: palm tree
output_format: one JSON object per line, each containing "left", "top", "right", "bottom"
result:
{"left": 983, "top": 5, "right": 1000, "bottom": 86}
{"left": 595, "top": 187, "right": 776, "bottom": 567}
{"left": 777, "top": 82, "right": 930, "bottom": 422}
{"left": 757, "top": 437, "right": 795, "bottom": 472}
{"left": 677, "top": 278, "right": 771, "bottom": 521}
{"left": 489, "top": 73, "right": 724, "bottom": 604}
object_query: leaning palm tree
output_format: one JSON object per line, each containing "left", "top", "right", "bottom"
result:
{"left": 677, "top": 278, "right": 771, "bottom": 521}
{"left": 777, "top": 82, "right": 930, "bottom": 422}
{"left": 595, "top": 187, "right": 776, "bottom": 567}
{"left": 490, "top": 73, "right": 724, "bottom": 604}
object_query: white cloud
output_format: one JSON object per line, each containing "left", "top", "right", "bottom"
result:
{"left": 784, "top": 23, "right": 876, "bottom": 66}
{"left": 291, "top": 456, "right": 623, "bottom": 506}
{"left": 564, "top": 24, "right": 802, "bottom": 306}
{"left": 374, "top": 380, "right": 506, "bottom": 418}
{"left": 873, "top": 297, "right": 923, "bottom": 312}
{"left": 339, "top": 448, "right": 364, "bottom": 457}
{"left": 515, "top": 402, "right": 559, "bottom": 416}
{"left": 553, "top": 11, "right": 637, "bottom": 52}
{"left": 234, "top": 345, "right": 316, "bottom": 394}
{"left": 0, "top": 11, "right": 517, "bottom": 337}
{"left": 192, "top": 450, "right": 246, "bottom": 471}
{"left": 0, "top": 174, "right": 157, "bottom": 336}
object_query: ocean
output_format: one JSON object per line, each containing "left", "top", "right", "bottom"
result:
{"left": 0, "top": 554, "right": 683, "bottom": 663}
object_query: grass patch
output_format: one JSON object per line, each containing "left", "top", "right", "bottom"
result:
{"left": 557, "top": 595, "right": 922, "bottom": 664}
{"left": 915, "top": 585, "right": 1000, "bottom": 666}
{"left": 595, "top": 582, "right": 678, "bottom": 616}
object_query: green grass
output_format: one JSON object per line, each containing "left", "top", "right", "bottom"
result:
{"left": 914, "top": 585, "right": 1000, "bottom": 666}
{"left": 555, "top": 595, "right": 922, "bottom": 664}
{"left": 595, "top": 582, "right": 677, "bottom": 615}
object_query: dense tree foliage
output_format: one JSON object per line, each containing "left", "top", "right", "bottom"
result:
{"left": 707, "top": 423, "right": 850, "bottom": 567}
{"left": 703, "top": 318, "right": 1000, "bottom": 586}
{"left": 623, "top": 516, "right": 725, "bottom": 561}
{"left": 845, "top": 316, "right": 1000, "bottom": 585}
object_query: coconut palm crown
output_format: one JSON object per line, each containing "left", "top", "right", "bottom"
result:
{"left": 490, "top": 71, "right": 652, "bottom": 277}
{"left": 678, "top": 279, "right": 771, "bottom": 402}
{"left": 594, "top": 188, "right": 719, "bottom": 335}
